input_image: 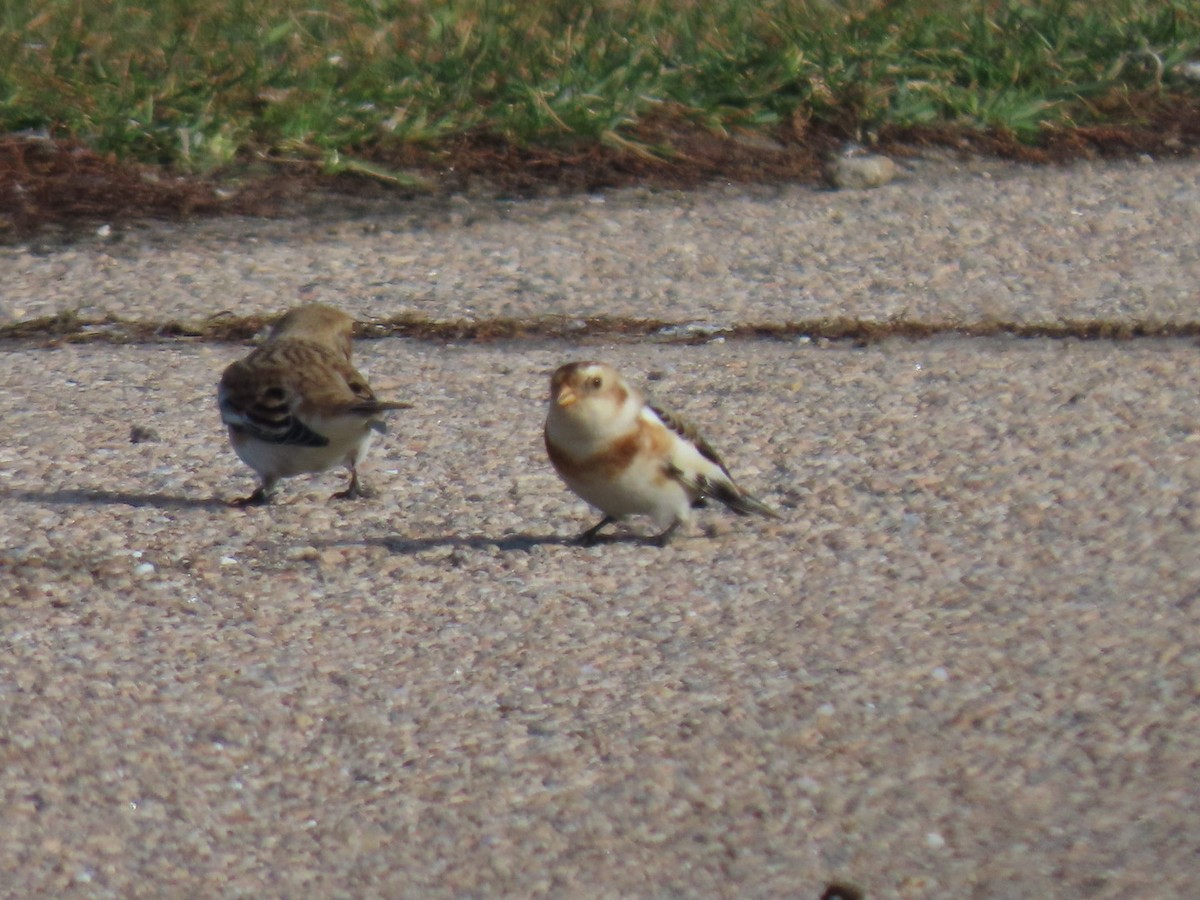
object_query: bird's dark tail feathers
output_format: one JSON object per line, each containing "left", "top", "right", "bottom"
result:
{"left": 670, "top": 465, "right": 781, "bottom": 520}
{"left": 711, "top": 481, "right": 781, "bottom": 519}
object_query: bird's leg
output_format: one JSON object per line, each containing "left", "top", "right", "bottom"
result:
{"left": 229, "top": 488, "right": 268, "bottom": 507}
{"left": 332, "top": 464, "right": 372, "bottom": 501}
{"left": 577, "top": 515, "right": 616, "bottom": 546}
{"left": 228, "top": 475, "right": 277, "bottom": 511}
{"left": 229, "top": 477, "right": 276, "bottom": 507}
{"left": 651, "top": 519, "right": 681, "bottom": 548}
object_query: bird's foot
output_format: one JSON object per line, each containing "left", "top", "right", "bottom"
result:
{"left": 650, "top": 520, "right": 680, "bottom": 548}
{"left": 577, "top": 516, "right": 615, "bottom": 547}
{"left": 229, "top": 487, "right": 270, "bottom": 507}
{"left": 331, "top": 473, "right": 372, "bottom": 501}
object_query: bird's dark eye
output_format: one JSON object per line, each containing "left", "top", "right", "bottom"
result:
{"left": 590, "top": 376, "right": 602, "bottom": 389}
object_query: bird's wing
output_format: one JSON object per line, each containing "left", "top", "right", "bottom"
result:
{"left": 219, "top": 341, "right": 409, "bottom": 447}
{"left": 644, "top": 403, "right": 780, "bottom": 520}
{"left": 218, "top": 358, "right": 331, "bottom": 447}
{"left": 646, "top": 401, "right": 732, "bottom": 477}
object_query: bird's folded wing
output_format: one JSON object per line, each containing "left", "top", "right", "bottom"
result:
{"left": 647, "top": 403, "right": 781, "bottom": 520}
{"left": 219, "top": 385, "right": 331, "bottom": 447}
{"left": 646, "top": 402, "right": 732, "bottom": 477}
{"left": 664, "top": 462, "right": 781, "bottom": 519}
{"left": 219, "top": 356, "right": 333, "bottom": 447}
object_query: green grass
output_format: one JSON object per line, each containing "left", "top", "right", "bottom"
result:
{"left": 0, "top": 0, "right": 1196, "bottom": 171}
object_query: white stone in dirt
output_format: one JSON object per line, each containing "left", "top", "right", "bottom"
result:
{"left": 825, "top": 147, "right": 899, "bottom": 190}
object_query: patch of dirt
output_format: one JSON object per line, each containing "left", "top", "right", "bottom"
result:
{"left": 2, "top": 93, "right": 1199, "bottom": 241}
{"left": 878, "top": 97, "right": 1200, "bottom": 163}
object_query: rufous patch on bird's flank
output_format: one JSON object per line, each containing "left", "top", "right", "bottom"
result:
{"left": 598, "top": 430, "right": 642, "bottom": 478}
{"left": 543, "top": 433, "right": 584, "bottom": 479}
{"left": 544, "top": 429, "right": 640, "bottom": 481}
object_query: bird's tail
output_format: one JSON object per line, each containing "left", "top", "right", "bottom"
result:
{"left": 674, "top": 465, "right": 781, "bottom": 520}
{"left": 359, "top": 400, "right": 414, "bottom": 413}
{"left": 350, "top": 399, "right": 413, "bottom": 435}
{"left": 718, "top": 484, "right": 781, "bottom": 519}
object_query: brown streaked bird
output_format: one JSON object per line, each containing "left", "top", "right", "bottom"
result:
{"left": 217, "top": 303, "right": 410, "bottom": 506}
{"left": 544, "top": 361, "right": 779, "bottom": 546}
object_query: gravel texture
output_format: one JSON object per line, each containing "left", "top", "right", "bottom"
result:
{"left": 2, "top": 158, "right": 1199, "bottom": 898}
{"left": 2, "top": 157, "right": 1199, "bottom": 330}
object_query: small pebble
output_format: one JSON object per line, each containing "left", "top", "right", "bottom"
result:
{"left": 826, "top": 147, "right": 899, "bottom": 190}
{"left": 130, "top": 424, "right": 161, "bottom": 444}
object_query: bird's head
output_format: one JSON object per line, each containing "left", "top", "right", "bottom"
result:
{"left": 548, "top": 361, "right": 636, "bottom": 435}
{"left": 269, "top": 304, "right": 356, "bottom": 361}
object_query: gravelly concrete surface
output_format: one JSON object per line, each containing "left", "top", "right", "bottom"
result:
{"left": 2, "top": 336, "right": 1198, "bottom": 899}
{"left": 2, "top": 159, "right": 1200, "bottom": 898}
{"left": 2, "top": 157, "right": 1199, "bottom": 329}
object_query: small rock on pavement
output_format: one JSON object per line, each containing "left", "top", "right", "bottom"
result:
{"left": 129, "top": 424, "right": 161, "bottom": 443}
{"left": 826, "top": 148, "right": 899, "bottom": 190}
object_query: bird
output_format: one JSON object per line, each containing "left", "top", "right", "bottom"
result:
{"left": 217, "top": 303, "right": 410, "bottom": 506}
{"left": 544, "top": 361, "right": 779, "bottom": 546}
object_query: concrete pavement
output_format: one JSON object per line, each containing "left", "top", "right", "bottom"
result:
{"left": 1, "top": 157, "right": 1198, "bottom": 898}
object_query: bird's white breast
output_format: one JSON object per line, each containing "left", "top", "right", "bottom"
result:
{"left": 229, "top": 429, "right": 373, "bottom": 479}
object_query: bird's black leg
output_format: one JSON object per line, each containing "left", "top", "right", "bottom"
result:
{"left": 229, "top": 478, "right": 275, "bottom": 507}
{"left": 332, "top": 465, "right": 372, "bottom": 500}
{"left": 577, "top": 516, "right": 616, "bottom": 546}
{"left": 229, "top": 487, "right": 268, "bottom": 507}
{"left": 651, "top": 519, "right": 681, "bottom": 548}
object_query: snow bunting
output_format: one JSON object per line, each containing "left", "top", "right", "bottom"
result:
{"left": 544, "top": 361, "right": 779, "bottom": 546}
{"left": 218, "top": 303, "right": 410, "bottom": 506}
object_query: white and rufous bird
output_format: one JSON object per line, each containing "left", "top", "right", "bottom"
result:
{"left": 544, "top": 361, "right": 779, "bottom": 546}
{"left": 218, "top": 303, "right": 410, "bottom": 506}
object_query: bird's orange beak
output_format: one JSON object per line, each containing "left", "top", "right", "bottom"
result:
{"left": 556, "top": 386, "right": 578, "bottom": 408}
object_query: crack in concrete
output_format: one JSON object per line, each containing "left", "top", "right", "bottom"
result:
{"left": 2, "top": 311, "right": 1199, "bottom": 347}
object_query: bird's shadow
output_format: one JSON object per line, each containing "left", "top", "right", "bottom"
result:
{"left": 5, "top": 488, "right": 677, "bottom": 549}
{"left": 1, "top": 487, "right": 231, "bottom": 511}
{"left": 327, "top": 530, "right": 648, "bottom": 554}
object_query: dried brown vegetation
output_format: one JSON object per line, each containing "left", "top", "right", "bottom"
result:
{"left": 3, "top": 94, "right": 1199, "bottom": 241}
